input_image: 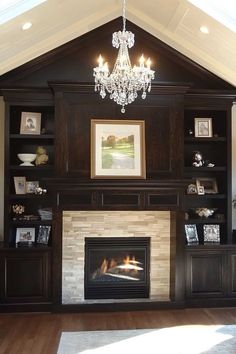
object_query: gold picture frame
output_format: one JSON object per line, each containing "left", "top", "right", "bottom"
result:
{"left": 14, "top": 176, "right": 26, "bottom": 194}
{"left": 196, "top": 177, "right": 218, "bottom": 194}
{"left": 194, "top": 117, "right": 213, "bottom": 137}
{"left": 91, "top": 119, "right": 146, "bottom": 179}
{"left": 20, "top": 112, "right": 41, "bottom": 135}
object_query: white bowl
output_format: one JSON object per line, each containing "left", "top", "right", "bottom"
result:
{"left": 17, "top": 153, "right": 36, "bottom": 166}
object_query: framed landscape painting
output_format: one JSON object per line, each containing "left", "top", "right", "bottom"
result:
{"left": 91, "top": 119, "right": 146, "bottom": 179}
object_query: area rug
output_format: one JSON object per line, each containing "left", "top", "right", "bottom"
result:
{"left": 57, "top": 325, "right": 236, "bottom": 354}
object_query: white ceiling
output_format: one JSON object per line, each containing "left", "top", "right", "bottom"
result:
{"left": 0, "top": 0, "right": 236, "bottom": 86}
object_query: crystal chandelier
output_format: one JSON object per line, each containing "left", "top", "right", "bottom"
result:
{"left": 93, "top": 0, "right": 155, "bottom": 113}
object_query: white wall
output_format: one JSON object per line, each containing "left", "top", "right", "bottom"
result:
{"left": 0, "top": 97, "right": 4, "bottom": 240}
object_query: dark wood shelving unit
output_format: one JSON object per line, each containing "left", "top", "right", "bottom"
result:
{"left": 1, "top": 96, "right": 54, "bottom": 310}
{"left": 0, "top": 18, "right": 235, "bottom": 312}
{"left": 183, "top": 105, "right": 235, "bottom": 302}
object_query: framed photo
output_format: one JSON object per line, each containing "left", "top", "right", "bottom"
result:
{"left": 194, "top": 118, "right": 212, "bottom": 137}
{"left": 196, "top": 178, "right": 218, "bottom": 194}
{"left": 187, "top": 183, "right": 197, "bottom": 194}
{"left": 16, "top": 227, "right": 35, "bottom": 244}
{"left": 185, "top": 224, "right": 199, "bottom": 244}
{"left": 26, "top": 181, "right": 39, "bottom": 194}
{"left": 14, "top": 176, "right": 26, "bottom": 194}
{"left": 197, "top": 185, "right": 205, "bottom": 195}
{"left": 203, "top": 224, "right": 220, "bottom": 244}
{"left": 91, "top": 119, "right": 146, "bottom": 179}
{"left": 37, "top": 225, "right": 51, "bottom": 244}
{"left": 20, "top": 112, "right": 41, "bottom": 135}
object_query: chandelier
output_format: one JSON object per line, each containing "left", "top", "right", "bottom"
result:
{"left": 93, "top": 0, "right": 155, "bottom": 113}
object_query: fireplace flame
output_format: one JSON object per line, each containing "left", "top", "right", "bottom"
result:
{"left": 100, "top": 258, "right": 108, "bottom": 274}
{"left": 92, "top": 254, "right": 143, "bottom": 281}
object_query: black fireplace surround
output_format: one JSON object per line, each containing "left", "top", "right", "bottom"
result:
{"left": 84, "top": 237, "right": 150, "bottom": 299}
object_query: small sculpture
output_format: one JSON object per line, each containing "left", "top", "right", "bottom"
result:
{"left": 12, "top": 204, "right": 25, "bottom": 220}
{"left": 35, "top": 146, "right": 49, "bottom": 166}
{"left": 12, "top": 204, "right": 25, "bottom": 215}
{"left": 35, "top": 187, "right": 47, "bottom": 195}
{"left": 192, "top": 151, "right": 204, "bottom": 167}
{"left": 194, "top": 208, "right": 217, "bottom": 218}
{"left": 188, "top": 129, "right": 193, "bottom": 136}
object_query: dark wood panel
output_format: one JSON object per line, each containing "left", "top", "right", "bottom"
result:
{"left": 186, "top": 251, "right": 227, "bottom": 298}
{"left": 100, "top": 192, "right": 142, "bottom": 209}
{"left": 1, "top": 250, "right": 51, "bottom": 303}
{"left": 58, "top": 191, "right": 94, "bottom": 209}
{"left": 146, "top": 191, "right": 180, "bottom": 210}
{"left": 52, "top": 85, "right": 184, "bottom": 179}
{"left": 229, "top": 253, "right": 236, "bottom": 295}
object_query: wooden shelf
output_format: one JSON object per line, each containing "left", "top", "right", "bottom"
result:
{"left": 185, "top": 218, "right": 226, "bottom": 224}
{"left": 184, "top": 166, "right": 226, "bottom": 172}
{"left": 184, "top": 137, "right": 226, "bottom": 142}
{"left": 10, "top": 194, "right": 49, "bottom": 199}
{"left": 9, "top": 165, "right": 54, "bottom": 171}
{"left": 7, "top": 244, "right": 52, "bottom": 251}
{"left": 10, "top": 134, "right": 54, "bottom": 139}
{"left": 10, "top": 220, "right": 52, "bottom": 226}
{"left": 184, "top": 194, "right": 227, "bottom": 199}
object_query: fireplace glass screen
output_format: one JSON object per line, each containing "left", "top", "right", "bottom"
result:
{"left": 84, "top": 237, "right": 150, "bottom": 299}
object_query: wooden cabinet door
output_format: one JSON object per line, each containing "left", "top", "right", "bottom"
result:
{"left": 186, "top": 250, "right": 227, "bottom": 298}
{"left": 1, "top": 249, "right": 51, "bottom": 304}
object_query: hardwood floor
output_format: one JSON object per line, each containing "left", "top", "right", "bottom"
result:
{"left": 0, "top": 308, "right": 236, "bottom": 354}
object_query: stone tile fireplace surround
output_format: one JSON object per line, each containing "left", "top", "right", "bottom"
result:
{"left": 62, "top": 210, "right": 173, "bottom": 304}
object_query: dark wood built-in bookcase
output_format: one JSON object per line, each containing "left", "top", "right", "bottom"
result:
{"left": 0, "top": 18, "right": 235, "bottom": 312}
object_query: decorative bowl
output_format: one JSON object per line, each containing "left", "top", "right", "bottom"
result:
{"left": 17, "top": 153, "right": 36, "bottom": 166}
{"left": 194, "top": 208, "right": 217, "bottom": 218}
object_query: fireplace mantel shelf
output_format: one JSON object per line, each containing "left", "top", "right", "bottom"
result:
{"left": 45, "top": 178, "right": 188, "bottom": 189}
{"left": 45, "top": 178, "right": 186, "bottom": 211}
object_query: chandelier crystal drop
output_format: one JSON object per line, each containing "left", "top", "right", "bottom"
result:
{"left": 93, "top": 0, "right": 155, "bottom": 113}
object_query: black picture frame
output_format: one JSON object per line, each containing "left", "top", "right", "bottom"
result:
{"left": 37, "top": 225, "right": 51, "bottom": 244}
{"left": 185, "top": 224, "right": 199, "bottom": 245}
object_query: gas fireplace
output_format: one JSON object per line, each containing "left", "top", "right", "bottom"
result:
{"left": 84, "top": 237, "right": 150, "bottom": 299}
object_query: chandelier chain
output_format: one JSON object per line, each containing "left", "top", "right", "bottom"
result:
{"left": 122, "top": 0, "right": 126, "bottom": 31}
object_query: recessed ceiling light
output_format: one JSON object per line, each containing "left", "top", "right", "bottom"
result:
{"left": 22, "top": 22, "right": 32, "bottom": 30}
{"left": 200, "top": 26, "right": 209, "bottom": 34}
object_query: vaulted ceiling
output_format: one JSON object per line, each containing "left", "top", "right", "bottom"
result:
{"left": 1, "top": 0, "right": 236, "bottom": 86}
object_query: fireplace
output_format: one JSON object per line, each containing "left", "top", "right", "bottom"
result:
{"left": 62, "top": 210, "right": 172, "bottom": 304}
{"left": 84, "top": 237, "right": 150, "bottom": 299}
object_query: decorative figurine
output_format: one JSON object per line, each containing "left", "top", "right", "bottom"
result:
{"left": 35, "top": 146, "right": 49, "bottom": 166}
{"left": 192, "top": 151, "right": 204, "bottom": 167}
{"left": 12, "top": 204, "right": 25, "bottom": 220}
{"left": 188, "top": 129, "right": 193, "bottom": 136}
{"left": 35, "top": 187, "right": 47, "bottom": 195}
{"left": 194, "top": 208, "right": 217, "bottom": 218}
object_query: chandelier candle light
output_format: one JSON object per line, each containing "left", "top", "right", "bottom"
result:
{"left": 93, "top": 0, "right": 155, "bottom": 113}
